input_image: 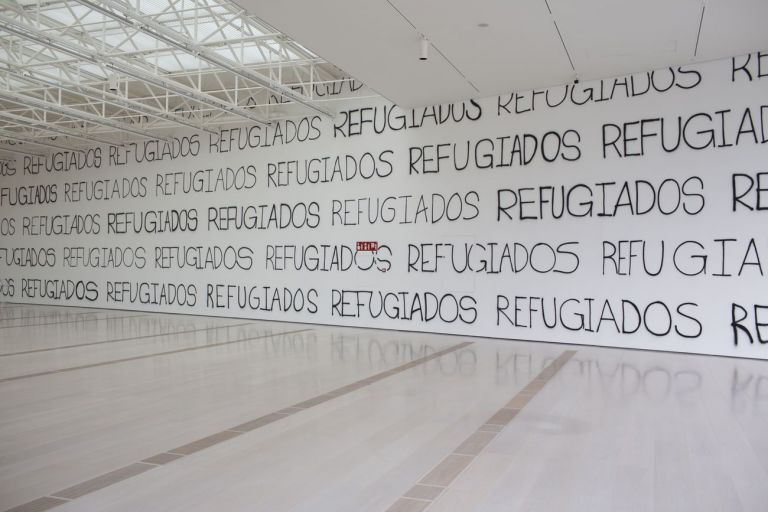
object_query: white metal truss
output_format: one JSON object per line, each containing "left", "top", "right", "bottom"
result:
{"left": 0, "top": 0, "right": 369, "bottom": 152}
{"left": 0, "top": 109, "right": 122, "bottom": 145}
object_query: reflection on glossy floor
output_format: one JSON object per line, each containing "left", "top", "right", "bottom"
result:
{"left": 0, "top": 304, "right": 767, "bottom": 512}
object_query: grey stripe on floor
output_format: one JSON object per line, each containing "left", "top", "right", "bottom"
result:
{"left": 385, "top": 350, "right": 577, "bottom": 512}
{"left": 2, "top": 340, "right": 474, "bottom": 512}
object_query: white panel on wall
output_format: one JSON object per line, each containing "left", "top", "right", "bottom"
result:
{"left": 0, "top": 53, "right": 767, "bottom": 358}
{"left": 696, "top": 0, "right": 768, "bottom": 61}
{"left": 242, "top": 0, "right": 478, "bottom": 108}
{"left": 387, "top": 0, "right": 574, "bottom": 96}
{"left": 547, "top": 0, "right": 702, "bottom": 80}
{"left": 240, "top": 0, "right": 768, "bottom": 108}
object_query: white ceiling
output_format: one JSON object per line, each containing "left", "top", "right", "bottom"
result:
{"left": 236, "top": 0, "right": 768, "bottom": 108}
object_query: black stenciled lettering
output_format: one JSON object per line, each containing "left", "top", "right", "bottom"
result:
{"left": 731, "top": 52, "right": 768, "bottom": 82}
{"left": 732, "top": 303, "right": 754, "bottom": 345}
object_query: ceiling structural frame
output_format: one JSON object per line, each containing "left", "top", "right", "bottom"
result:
{"left": 0, "top": 109, "right": 124, "bottom": 146}
{"left": 0, "top": 0, "right": 357, "bottom": 152}
{"left": 0, "top": 126, "right": 87, "bottom": 151}
{"left": 0, "top": 15, "right": 271, "bottom": 126}
{"left": 77, "top": 0, "right": 333, "bottom": 117}
{"left": 0, "top": 87, "right": 170, "bottom": 142}
{"left": 3, "top": 67, "right": 221, "bottom": 135}
{"left": 0, "top": 145, "right": 44, "bottom": 158}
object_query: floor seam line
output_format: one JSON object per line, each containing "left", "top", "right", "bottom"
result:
{"left": 0, "top": 313, "right": 150, "bottom": 330}
{"left": 0, "top": 328, "right": 312, "bottom": 383}
{"left": 0, "top": 320, "right": 256, "bottom": 357}
{"left": 384, "top": 349, "right": 577, "bottom": 512}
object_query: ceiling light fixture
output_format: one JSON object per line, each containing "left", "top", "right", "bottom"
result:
{"left": 108, "top": 73, "right": 119, "bottom": 91}
{"left": 419, "top": 34, "right": 429, "bottom": 61}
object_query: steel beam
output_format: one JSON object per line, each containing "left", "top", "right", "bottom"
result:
{"left": 0, "top": 111, "right": 120, "bottom": 146}
{"left": 2, "top": 67, "right": 218, "bottom": 135}
{"left": 0, "top": 145, "right": 44, "bottom": 158}
{"left": 0, "top": 89, "right": 170, "bottom": 142}
{"left": 0, "top": 128, "right": 83, "bottom": 151}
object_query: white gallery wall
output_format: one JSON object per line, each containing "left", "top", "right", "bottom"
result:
{"left": 0, "top": 53, "right": 766, "bottom": 358}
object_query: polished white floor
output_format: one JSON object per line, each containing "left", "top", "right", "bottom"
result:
{"left": 0, "top": 304, "right": 767, "bottom": 511}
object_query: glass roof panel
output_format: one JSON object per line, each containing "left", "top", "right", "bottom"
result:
{"left": 0, "top": 0, "right": 346, "bottom": 140}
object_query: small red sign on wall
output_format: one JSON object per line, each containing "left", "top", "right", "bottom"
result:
{"left": 356, "top": 241, "right": 378, "bottom": 252}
